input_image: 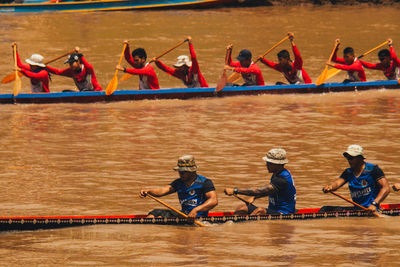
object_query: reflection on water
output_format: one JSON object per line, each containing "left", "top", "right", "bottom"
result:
{"left": 0, "top": 89, "right": 399, "bottom": 265}
{"left": 0, "top": 5, "right": 400, "bottom": 266}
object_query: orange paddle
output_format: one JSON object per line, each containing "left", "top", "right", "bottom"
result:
{"left": 2, "top": 50, "right": 74, "bottom": 84}
{"left": 105, "top": 43, "right": 127, "bottom": 95}
{"left": 12, "top": 45, "right": 21, "bottom": 97}
{"left": 329, "top": 191, "right": 381, "bottom": 217}
{"left": 147, "top": 193, "right": 206, "bottom": 227}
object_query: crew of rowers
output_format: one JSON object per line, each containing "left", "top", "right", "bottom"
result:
{"left": 139, "top": 145, "right": 400, "bottom": 221}
{"left": 11, "top": 33, "right": 400, "bottom": 93}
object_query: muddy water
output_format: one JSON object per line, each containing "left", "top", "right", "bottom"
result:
{"left": 0, "top": 5, "right": 400, "bottom": 266}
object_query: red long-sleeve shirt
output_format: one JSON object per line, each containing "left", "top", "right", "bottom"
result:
{"left": 332, "top": 47, "right": 367, "bottom": 82}
{"left": 47, "top": 56, "right": 102, "bottom": 91}
{"left": 124, "top": 45, "right": 160, "bottom": 90}
{"left": 360, "top": 46, "right": 400, "bottom": 80}
{"left": 155, "top": 43, "right": 208, "bottom": 88}
{"left": 260, "top": 45, "right": 312, "bottom": 84}
{"left": 228, "top": 55, "right": 265, "bottom": 86}
{"left": 16, "top": 52, "right": 50, "bottom": 93}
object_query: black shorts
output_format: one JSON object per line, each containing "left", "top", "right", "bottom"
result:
{"left": 246, "top": 203, "right": 280, "bottom": 215}
{"left": 148, "top": 209, "right": 180, "bottom": 218}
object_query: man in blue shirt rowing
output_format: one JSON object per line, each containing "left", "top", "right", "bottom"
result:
{"left": 224, "top": 148, "right": 296, "bottom": 215}
{"left": 322, "top": 145, "right": 390, "bottom": 212}
{"left": 139, "top": 155, "right": 218, "bottom": 220}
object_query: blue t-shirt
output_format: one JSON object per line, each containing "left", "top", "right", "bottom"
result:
{"left": 170, "top": 174, "right": 215, "bottom": 217}
{"left": 268, "top": 169, "right": 296, "bottom": 214}
{"left": 340, "top": 162, "right": 385, "bottom": 208}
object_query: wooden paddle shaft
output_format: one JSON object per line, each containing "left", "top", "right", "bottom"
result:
{"left": 151, "top": 40, "right": 186, "bottom": 62}
{"left": 328, "top": 42, "right": 340, "bottom": 62}
{"left": 329, "top": 191, "right": 367, "bottom": 210}
{"left": 329, "top": 191, "right": 381, "bottom": 218}
{"left": 45, "top": 50, "right": 75, "bottom": 65}
{"left": 117, "top": 43, "right": 127, "bottom": 67}
{"left": 256, "top": 35, "right": 290, "bottom": 63}
{"left": 358, "top": 40, "right": 389, "bottom": 59}
{"left": 13, "top": 45, "right": 18, "bottom": 71}
{"left": 147, "top": 194, "right": 206, "bottom": 227}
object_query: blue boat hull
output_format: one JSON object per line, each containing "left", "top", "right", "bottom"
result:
{"left": 1, "top": 80, "right": 399, "bottom": 104}
{"left": 0, "top": 0, "right": 234, "bottom": 12}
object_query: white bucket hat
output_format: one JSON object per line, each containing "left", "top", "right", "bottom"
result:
{"left": 173, "top": 55, "right": 192, "bottom": 68}
{"left": 262, "top": 148, "right": 288, "bottom": 164}
{"left": 343, "top": 144, "right": 365, "bottom": 159}
{"left": 25, "top": 54, "right": 46, "bottom": 68}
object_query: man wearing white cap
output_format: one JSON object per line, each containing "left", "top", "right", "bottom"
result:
{"left": 13, "top": 42, "right": 50, "bottom": 93}
{"left": 153, "top": 36, "right": 208, "bottom": 88}
{"left": 139, "top": 155, "right": 217, "bottom": 221}
{"left": 323, "top": 145, "right": 390, "bottom": 212}
{"left": 224, "top": 148, "right": 296, "bottom": 215}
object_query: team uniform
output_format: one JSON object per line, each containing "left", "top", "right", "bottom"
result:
{"left": 149, "top": 174, "right": 215, "bottom": 218}
{"left": 340, "top": 162, "right": 384, "bottom": 208}
{"left": 360, "top": 46, "right": 400, "bottom": 80}
{"left": 16, "top": 52, "right": 50, "bottom": 93}
{"left": 228, "top": 56, "right": 265, "bottom": 86}
{"left": 332, "top": 48, "right": 367, "bottom": 82}
{"left": 155, "top": 43, "right": 208, "bottom": 88}
{"left": 47, "top": 56, "right": 102, "bottom": 91}
{"left": 124, "top": 47, "right": 160, "bottom": 90}
{"left": 170, "top": 174, "right": 215, "bottom": 217}
{"left": 260, "top": 45, "right": 312, "bottom": 84}
{"left": 247, "top": 169, "right": 296, "bottom": 214}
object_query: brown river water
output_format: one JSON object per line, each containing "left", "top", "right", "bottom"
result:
{"left": 0, "top": 5, "right": 400, "bottom": 266}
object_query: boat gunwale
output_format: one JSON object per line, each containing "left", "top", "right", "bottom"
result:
{"left": 0, "top": 79, "right": 398, "bottom": 104}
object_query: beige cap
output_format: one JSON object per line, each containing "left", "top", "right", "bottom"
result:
{"left": 343, "top": 144, "right": 365, "bottom": 158}
{"left": 173, "top": 155, "right": 197, "bottom": 172}
{"left": 25, "top": 54, "right": 46, "bottom": 68}
{"left": 173, "top": 55, "right": 192, "bottom": 68}
{"left": 262, "top": 148, "right": 288, "bottom": 164}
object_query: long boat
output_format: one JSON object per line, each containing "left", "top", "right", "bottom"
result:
{"left": 1, "top": 80, "right": 399, "bottom": 105}
{"left": 1, "top": 203, "right": 399, "bottom": 232}
{"left": 0, "top": 0, "right": 238, "bottom": 13}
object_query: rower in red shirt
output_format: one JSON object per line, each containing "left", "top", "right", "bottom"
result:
{"left": 327, "top": 39, "right": 367, "bottom": 82}
{"left": 13, "top": 42, "right": 50, "bottom": 93}
{"left": 116, "top": 41, "right": 160, "bottom": 90}
{"left": 360, "top": 39, "right": 400, "bottom": 80}
{"left": 224, "top": 46, "right": 265, "bottom": 86}
{"left": 259, "top": 32, "right": 312, "bottom": 85}
{"left": 47, "top": 47, "right": 102, "bottom": 92}
{"left": 153, "top": 36, "right": 208, "bottom": 88}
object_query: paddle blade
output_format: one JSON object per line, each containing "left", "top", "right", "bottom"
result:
{"left": 215, "top": 70, "right": 227, "bottom": 92}
{"left": 227, "top": 72, "right": 241, "bottom": 83}
{"left": 2, "top": 72, "right": 22, "bottom": 84}
{"left": 325, "top": 68, "right": 342, "bottom": 81}
{"left": 315, "top": 67, "right": 329, "bottom": 85}
{"left": 105, "top": 75, "right": 118, "bottom": 95}
{"left": 120, "top": 73, "right": 132, "bottom": 82}
{"left": 316, "top": 67, "right": 341, "bottom": 85}
{"left": 13, "top": 75, "right": 21, "bottom": 96}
